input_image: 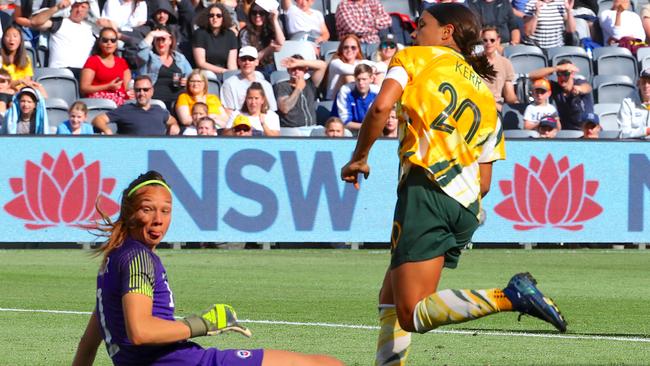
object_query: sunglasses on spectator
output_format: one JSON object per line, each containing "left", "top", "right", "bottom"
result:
{"left": 135, "top": 87, "right": 151, "bottom": 92}
{"left": 380, "top": 42, "right": 396, "bottom": 49}
{"left": 234, "top": 126, "right": 251, "bottom": 132}
{"left": 482, "top": 38, "right": 497, "bottom": 43}
{"left": 189, "top": 79, "right": 204, "bottom": 83}
{"left": 209, "top": 13, "right": 223, "bottom": 18}
{"left": 239, "top": 56, "right": 256, "bottom": 62}
{"left": 100, "top": 37, "right": 117, "bottom": 44}
{"left": 533, "top": 88, "right": 547, "bottom": 94}
{"left": 342, "top": 45, "right": 358, "bottom": 50}
{"left": 250, "top": 10, "right": 266, "bottom": 17}
{"left": 556, "top": 71, "right": 571, "bottom": 77}
{"left": 0, "top": 78, "right": 9, "bottom": 83}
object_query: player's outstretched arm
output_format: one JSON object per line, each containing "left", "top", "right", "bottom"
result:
{"left": 182, "top": 304, "right": 252, "bottom": 338}
{"left": 72, "top": 312, "right": 102, "bottom": 366}
{"left": 341, "top": 79, "right": 403, "bottom": 188}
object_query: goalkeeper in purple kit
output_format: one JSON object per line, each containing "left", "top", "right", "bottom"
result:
{"left": 72, "top": 171, "right": 343, "bottom": 366}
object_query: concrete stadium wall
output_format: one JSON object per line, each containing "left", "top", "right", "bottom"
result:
{"left": 1, "top": 136, "right": 649, "bottom": 244}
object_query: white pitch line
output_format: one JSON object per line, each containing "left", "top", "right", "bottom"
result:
{"left": 2, "top": 307, "right": 649, "bottom": 344}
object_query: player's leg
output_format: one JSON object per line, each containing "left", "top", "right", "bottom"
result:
{"left": 261, "top": 350, "right": 344, "bottom": 366}
{"left": 375, "top": 268, "right": 413, "bottom": 366}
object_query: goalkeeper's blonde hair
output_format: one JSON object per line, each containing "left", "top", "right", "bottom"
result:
{"left": 93, "top": 171, "right": 171, "bottom": 265}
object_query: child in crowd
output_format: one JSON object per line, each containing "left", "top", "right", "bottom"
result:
{"left": 197, "top": 116, "right": 218, "bottom": 136}
{"left": 523, "top": 78, "right": 561, "bottom": 135}
{"left": 580, "top": 112, "right": 601, "bottom": 139}
{"left": 0, "top": 69, "right": 14, "bottom": 115}
{"left": 537, "top": 115, "right": 559, "bottom": 138}
{"left": 383, "top": 107, "right": 398, "bottom": 138}
{"left": 56, "top": 101, "right": 94, "bottom": 135}
{"left": 324, "top": 116, "right": 345, "bottom": 137}
{"left": 182, "top": 102, "right": 210, "bottom": 135}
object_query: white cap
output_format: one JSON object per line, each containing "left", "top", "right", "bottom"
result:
{"left": 254, "top": 0, "right": 279, "bottom": 12}
{"left": 239, "top": 46, "right": 259, "bottom": 59}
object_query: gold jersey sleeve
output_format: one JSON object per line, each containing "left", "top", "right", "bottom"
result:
{"left": 389, "top": 46, "right": 506, "bottom": 216}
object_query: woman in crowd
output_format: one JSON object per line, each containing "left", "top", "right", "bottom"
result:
{"left": 226, "top": 82, "right": 279, "bottom": 136}
{"left": 372, "top": 34, "right": 401, "bottom": 83}
{"left": 101, "top": 0, "right": 148, "bottom": 31}
{"left": 71, "top": 170, "right": 343, "bottom": 366}
{"left": 280, "top": 0, "right": 329, "bottom": 44}
{"left": 324, "top": 34, "right": 363, "bottom": 100}
{"left": 2, "top": 86, "right": 48, "bottom": 134}
{"left": 81, "top": 27, "right": 132, "bottom": 106}
{"left": 238, "top": 2, "right": 285, "bottom": 77}
{"left": 56, "top": 101, "right": 94, "bottom": 135}
{"left": 138, "top": 26, "right": 192, "bottom": 110}
{"left": 341, "top": 3, "right": 566, "bottom": 365}
{"left": 1, "top": 25, "right": 46, "bottom": 96}
{"left": 175, "top": 69, "right": 227, "bottom": 128}
{"left": 192, "top": 3, "right": 239, "bottom": 75}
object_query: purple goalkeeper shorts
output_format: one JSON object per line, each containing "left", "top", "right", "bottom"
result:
{"left": 199, "top": 347, "right": 264, "bottom": 366}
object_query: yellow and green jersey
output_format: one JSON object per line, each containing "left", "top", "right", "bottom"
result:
{"left": 387, "top": 46, "right": 506, "bottom": 217}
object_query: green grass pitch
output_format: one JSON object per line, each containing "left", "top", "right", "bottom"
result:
{"left": 0, "top": 249, "right": 649, "bottom": 365}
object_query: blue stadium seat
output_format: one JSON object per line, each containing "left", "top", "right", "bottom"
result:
{"left": 593, "top": 47, "right": 637, "bottom": 81}
{"left": 593, "top": 75, "right": 636, "bottom": 103}
{"left": 270, "top": 70, "right": 290, "bottom": 85}
{"left": 316, "top": 100, "right": 334, "bottom": 125}
{"left": 555, "top": 130, "right": 585, "bottom": 138}
{"left": 203, "top": 70, "right": 221, "bottom": 96}
{"left": 24, "top": 42, "right": 37, "bottom": 69}
{"left": 504, "top": 129, "right": 539, "bottom": 138}
{"left": 45, "top": 98, "right": 69, "bottom": 133}
{"left": 320, "top": 41, "right": 340, "bottom": 61}
{"left": 35, "top": 67, "right": 79, "bottom": 106}
{"left": 274, "top": 40, "right": 317, "bottom": 71}
{"left": 593, "top": 102, "right": 621, "bottom": 131}
{"left": 504, "top": 45, "right": 547, "bottom": 76}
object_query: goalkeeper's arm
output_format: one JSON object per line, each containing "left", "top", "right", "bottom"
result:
{"left": 181, "top": 304, "right": 252, "bottom": 338}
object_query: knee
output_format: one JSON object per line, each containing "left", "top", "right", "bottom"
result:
{"left": 395, "top": 306, "right": 417, "bottom": 333}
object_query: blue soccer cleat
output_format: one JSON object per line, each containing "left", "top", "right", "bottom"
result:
{"left": 503, "top": 272, "right": 567, "bottom": 333}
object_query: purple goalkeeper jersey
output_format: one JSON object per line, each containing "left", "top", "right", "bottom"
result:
{"left": 96, "top": 237, "right": 263, "bottom": 366}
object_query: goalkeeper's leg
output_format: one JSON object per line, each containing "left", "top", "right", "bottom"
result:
{"left": 261, "top": 350, "right": 344, "bottom": 366}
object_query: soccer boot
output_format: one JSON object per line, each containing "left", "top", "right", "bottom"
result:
{"left": 503, "top": 272, "right": 567, "bottom": 333}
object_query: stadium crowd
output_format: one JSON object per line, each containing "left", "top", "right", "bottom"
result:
{"left": 0, "top": 0, "right": 649, "bottom": 138}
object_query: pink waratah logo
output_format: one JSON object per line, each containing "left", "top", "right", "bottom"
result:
{"left": 494, "top": 155, "right": 602, "bottom": 231}
{"left": 4, "top": 151, "right": 120, "bottom": 230}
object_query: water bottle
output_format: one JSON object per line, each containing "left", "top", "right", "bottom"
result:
{"left": 586, "top": 45, "right": 593, "bottom": 60}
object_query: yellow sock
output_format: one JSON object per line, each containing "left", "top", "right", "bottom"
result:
{"left": 375, "top": 305, "right": 411, "bottom": 366}
{"left": 413, "top": 288, "right": 511, "bottom": 333}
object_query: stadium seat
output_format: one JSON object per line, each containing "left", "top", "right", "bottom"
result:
{"left": 274, "top": 40, "right": 317, "bottom": 71}
{"left": 270, "top": 70, "right": 290, "bottom": 85}
{"left": 504, "top": 44, "right": 548, "bottom": 76}
{"left": 316, "top": 100, "right": 334, "bottom": 125}
{"left": 280, "top": 127, "right": 304, "bottom": 136}
{"left": 593, "top": 75, "right": 636, "bottom": 103}
{"left": 636, "top": 46, "right": 650, "bottom": 68}
{"left": 34, "top": 68, "right": 79, "bottom": 106}
{"left": 363, "top": 43, "right": 379, "bottom": 60}
{"left": 222, "top": 70, "right": 239, "bottom": 83}
{"left": 24, "top": 41, "right": 37, "bottom": 69}
{"left": 547, "top": 46, "right": 593, "bottom": 81}
{"left": 203, "top": 70, "right": 220, "bottom": 96}
{"left": 599, "top": 130, "right": 620, "bottom": 138}
{"left": 504, "top": 129, "right": 539, "bottom": 138}
{"left": 320, "top": 41, "right": 340, "bottom": 61}
{"left": 593, "top": 47, "right": 638, "bottom": 81}
{"left": 380, "top": 0, "right": 417, "bottom": 16}
{"left": 45, "top": 98, "right": 69, "bottom": 133}
{"left": 501, "top": 103, "right": 527, "bottom": 130}
{"left": 555, "top": 129, "right": 585, "bottom": 138}
{"left": 593, "top": 102, "right": 621, "bottom": 131}
{"left": 78, "top": 98, "right": 117, "bottom": 129}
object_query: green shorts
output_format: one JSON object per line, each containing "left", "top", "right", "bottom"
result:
{"left": 390, "top": 167, "right": 479, "bottom": 269}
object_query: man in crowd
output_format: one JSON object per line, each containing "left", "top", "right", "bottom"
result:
{"left": 529, "top": 59, "right": 593, "bottom": 130}
{"left": 275, "top": 54, "right": 327, "bottom": 128}
{"left": 220, "top": 46, "right": 277, "bottom": 115}
{"left": 335, "top": 0, "right": 391, "bottom": 45}
{"left": 481, "top": 26, "right": 518, "bottom": 112}
{"left": 468, "top": 0, "right": 521, "bottom": 46}
{"left": 332, "top": 63, "right": 379, "bottom": 133}
{"left": 92, "top": 75, "right": 179, "bottom": 135}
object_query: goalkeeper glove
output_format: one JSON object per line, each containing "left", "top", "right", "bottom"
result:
{"left": 181, "top": 304, "right": 252, "bottom": 338}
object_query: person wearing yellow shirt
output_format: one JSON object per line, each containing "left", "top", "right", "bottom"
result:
{"left": 341, "top": 4, "right": 567, "bottom": 365}
{"left": 1, "top": 25, "right": 47, "bottom": 97}
{"left": 175, "top": 69, "right": 227, "bottom": 128}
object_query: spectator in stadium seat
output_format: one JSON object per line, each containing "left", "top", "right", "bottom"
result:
{"left": 1, "top": 25, "right": 47, "bottom": 96}
{"left": 324, "top": 34, "right": 363, "bottom": 100}
{"left": 528, "top": 59, "right": 593, "bottom": 130}
{"left": 137, "top": 26, "right": 192, "bottom": 110}
{"left": 599, "top": 0, "right": 645, "bottom": 45}
{"left": 371, "top": 34, "right": 402, "bottom": 82}
{"left": 383, "top": 107, "right": 398, "bottom": 138}
{"left": 280, "top": 0, "right": 329, "bottom": 44}
{"left": 81, "top": 27, "right": 131, "bottom": 106}
{"left": 56, "top": 101, "right": 94, "bottom": 134}
{"left": 332, "top": 63, "right": 379, "bottom": 133}
{"left": 70, "top": 171, "right": 344, "bottom": 366}
{"left": 92, "top": 75, "right": 179, "bottom": 135}
{"left": 100, "top": 0, "right": 147, "bottom": 31}
{"left": 196, "top": 116, "right": 218, "bottom": 135}
{"left": 238, "top": 0, "right": 285, "bottom": 79}
{"left": 467, "top": 0, "right": 521, "bottom": 46}
{"left": 523, "top": 78, "right": 560, "bottom": 135}
{"left": 523, "top": 0, "right": 576, "bottom": 49}
{"left": 324, "top": 116, "right": 345, "bottom": 137}
{"left": 580, "top": 111, "right": 600, "bottom": 138}
{"left": 29, "top": 0, "right": 96, "bottom": 81}
{"left": 182, "top": 101, "right": 209, "bottom": 135}
{"left": 225, "top": 82, "right": 280, "bottom": 136}
{"left": 0, "top": 68, "right": 14, "bottom": 115}
{"left": 2, "top": 86, "right": 49, "bottom": 134}
{"left": 618, "top": 68, "right": 650, "bottom": 139}
{"left": 192, "top": 3, "right": 238, "bottom": 76}
{"left": 334, "top": 0, "right": 391, "bottom": 45}
{"left": 275, "top": 54, "right": 326, "bottom": 128}
{"left": 231, "top": 112, "right": 254, "bottom": 136}
{"left": 536, "top": 115, "right": 560, "bottom": 138}
{"left": 481, "top": 26, "right": 518, "bottom": 112}
{"left": 176, "top": 69, "right": 227, "bottom": 128}
{"left": 220, "top": 46, "right": 277, "bottom": 114}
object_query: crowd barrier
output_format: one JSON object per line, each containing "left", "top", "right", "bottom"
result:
{"left": 1, "top": 136, "right": 649, "bottom": 244}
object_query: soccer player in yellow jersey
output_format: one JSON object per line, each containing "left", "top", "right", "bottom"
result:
{"left": 341, "top": 4, "right": 567, "bottom": 365}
